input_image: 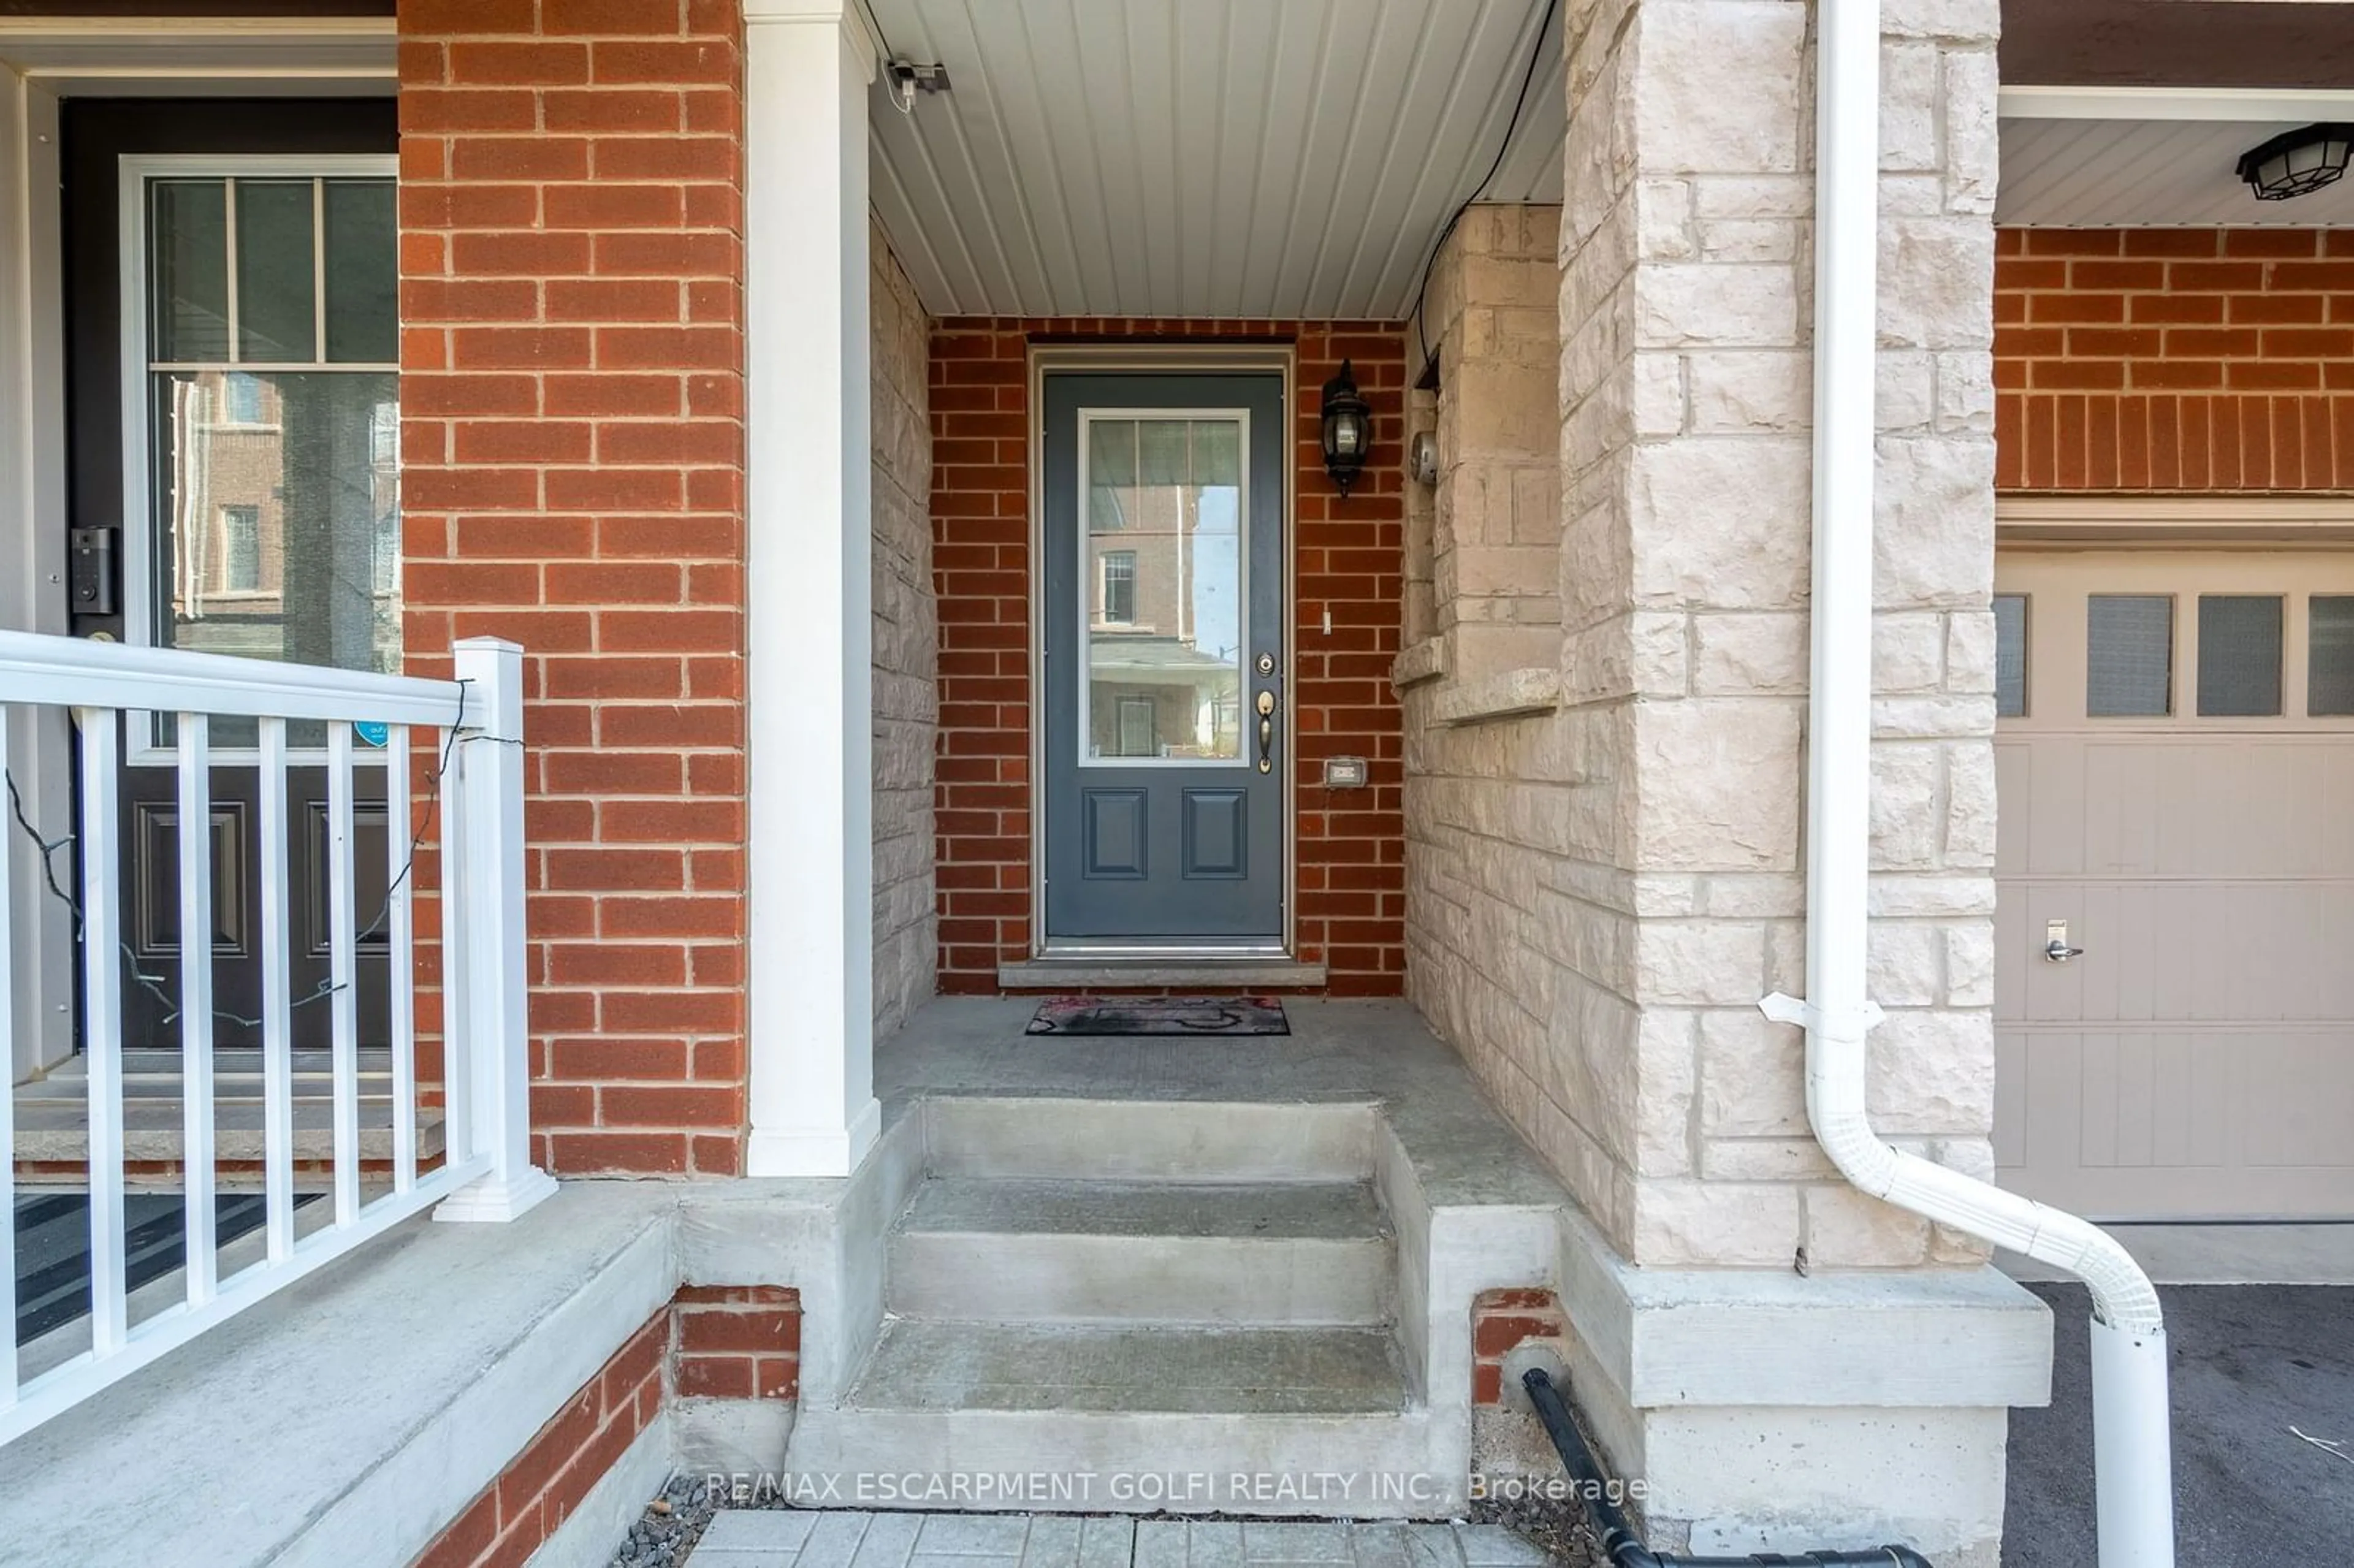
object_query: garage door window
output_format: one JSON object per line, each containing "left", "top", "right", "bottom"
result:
{"left": 2085, "top": 594, "right": 2174, "bottom": 717}
{"left": 2196, "top": 595, "right": 2284, "bottom": 717}
{"left": 2313, "top": 596, "right": 2354, "bottom": 717}
{"left": 1994, "top": 593, "right": 2028, "bottom": 718}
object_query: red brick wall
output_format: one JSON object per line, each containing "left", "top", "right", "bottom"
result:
{"left": 929, "top": 322, "right": 1407, "bottom": 995}
{"left": 1996, "top": 228, "right": 2354, "bottom": 491}
{"left": 414, "top": 1285, "right": 799, "bottom": 1568}
{"left": 671, "top": 1284, "right": 801, "bottom": 1400}
{"left": 397, "top": 0, "right": 748, "bottom": 1175}
{"left": 414, "top": 1307, "right": 666, "bottom": 1568}
{"left": 1471, "top": 1287, "right": 1566, "bottom": 1406}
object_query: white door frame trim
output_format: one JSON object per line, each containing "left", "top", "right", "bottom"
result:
{"left": 1024, "top": 343, "right": 1300, "bottom": 963}
{"left": 0, "top": 38, "right": 396, "bottom": 1086}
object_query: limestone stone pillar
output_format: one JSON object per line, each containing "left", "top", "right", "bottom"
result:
{"left": 1409, "top": 1, "right": 2021, "bottom": 1558}
{"left": 1556, "top": 0, "right": 2000, "bottom": 1273}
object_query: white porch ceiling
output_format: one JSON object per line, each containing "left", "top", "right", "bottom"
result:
{"left": 863, "top": 0, "right": 1565, "bottom": 321}
{"left": 1998, "top": 115, "right": 2354, "bottom": 227}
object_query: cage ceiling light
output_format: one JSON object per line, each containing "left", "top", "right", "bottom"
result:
{"left": 1320, "top": 360, "right": 1372, "bottom": 498}
{"left": 2238, "top": 123, "right": 2354, "bottom": 202}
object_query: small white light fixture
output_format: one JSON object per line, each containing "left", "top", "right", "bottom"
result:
{"left": 2238, "top": 123, "right": 2354, "bottom": 202}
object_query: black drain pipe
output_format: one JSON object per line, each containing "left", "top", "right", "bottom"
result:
{"left": 1520, "top": 1369, "right": 1935, "bottom": 1568}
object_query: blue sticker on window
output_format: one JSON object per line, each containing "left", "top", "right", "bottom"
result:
{"left": 354, "top": 721, "right": 389, "bottom": 748}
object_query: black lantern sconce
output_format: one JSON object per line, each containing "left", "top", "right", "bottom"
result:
{"left": 2238, "top": 123, "right": 2354, "bottom": 202}
{"left": 1321, "top": 359, "right": 1373, "bottom": 498}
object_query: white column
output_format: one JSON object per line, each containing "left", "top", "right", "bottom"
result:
{"left": 0, "top": 67, "right": 75, "bottom": 1087}
{"left": 435, "top": 637, "right": 558, "bottom": 1222}
{"left": 742, "top": 0, "right": 882, "bottom": 1178}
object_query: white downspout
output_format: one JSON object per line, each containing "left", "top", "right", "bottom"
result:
{"left": 1759, "top": 4, "right": 2177, "bottom": 1566}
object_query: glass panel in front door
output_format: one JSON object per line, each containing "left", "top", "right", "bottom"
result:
{"left": 143, "top": 174, "right": 401, "bottom": 748}
{"left": 1080, "top": 416, "right": 1246, "bottom": 764}
{"left": 113, "top": 163, "right": 399, "bottom": 1052}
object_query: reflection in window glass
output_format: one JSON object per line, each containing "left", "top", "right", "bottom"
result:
{"left": 1100, "top": 550, "right": 1136, "bottom": 625}
{"left": 221, "top": 505, "right": 262, "bottom": 593}
{"left": 2196, "top": 595, "right": 2283, "bottom": 717}
{"left": 153, "top": 371, "right": 401, "bottom": 742}
{"left": 1083, "top": 416, "right": 1244, "bottom": 763}
{"left": 2087, "top": 595, "right": 2174, "bottom": 717}
{"left": 2314, "top": 596, "right": 2354, "bottom": 717}
{"left": 1994, "top": 594, "right": 2028, "bottom": 718}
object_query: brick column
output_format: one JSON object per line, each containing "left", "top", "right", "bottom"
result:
{"left": 397, "top": 0, "right": 750, "bottom": 1176}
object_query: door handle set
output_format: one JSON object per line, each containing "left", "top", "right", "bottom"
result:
{"left": 2043, "top": 918, "right": 2084, "bottom": 964}
{"left": 1255, "top": 688, "right": 1276, "bottom": 774}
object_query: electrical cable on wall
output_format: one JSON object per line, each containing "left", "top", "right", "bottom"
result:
{"left": 1412, "top": 0, "right": 1563, "bottom": 385}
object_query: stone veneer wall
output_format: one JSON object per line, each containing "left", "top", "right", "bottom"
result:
{"left": 870, "top": 222, "right": 937, "bottom": 1034}
{"left": 1408, "top": 0, "right": 2002, "bottom": 1273}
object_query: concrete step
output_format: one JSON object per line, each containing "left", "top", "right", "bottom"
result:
{"left": 794, "top": 1319, "right": 1432, "bottom": 1515}
{"left": 921, "top": 1098, "right": 1376, "bottom": 1183}
{"left": 850, "top": 1317, "right": 1409, "bottom": 1414}
{"left": 888, "top": 1176, "right": 1394, "bottom": 1325}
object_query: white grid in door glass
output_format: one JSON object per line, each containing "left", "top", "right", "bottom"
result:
{"left": 2086, "top": 594, "right": 2174, "bottom": 718}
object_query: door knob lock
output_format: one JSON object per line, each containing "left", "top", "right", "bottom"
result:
{"left": 2043, "top": 919, "right": 2084, "bottom": 964}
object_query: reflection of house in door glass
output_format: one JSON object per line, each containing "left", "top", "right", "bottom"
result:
{"left": 1084, "top": 417, "right": 1244, "bottom": 760}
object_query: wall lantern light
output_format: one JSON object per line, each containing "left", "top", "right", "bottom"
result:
{"left": 2238, "top": 123, "right": 2354, "bottom": 202}
{"left": 1321, "top": 360, "right": 1373, "bottom": 498}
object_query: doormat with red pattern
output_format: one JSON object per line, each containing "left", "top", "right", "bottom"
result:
{"left": 1024, "top": 996, "right": 1290, "bottom": 1036}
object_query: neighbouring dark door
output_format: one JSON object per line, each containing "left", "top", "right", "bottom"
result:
{"left": 1041, "top": 373, "right": 1286, "bottom": 945}
{"left": 62, "top": 100, "right": 400, "bottom": 1051}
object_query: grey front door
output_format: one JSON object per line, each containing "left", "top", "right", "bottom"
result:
{"left": 1042, "top": 373, "right": 1285, "bottom": 945}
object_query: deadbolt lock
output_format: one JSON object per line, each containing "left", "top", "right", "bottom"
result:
{"left": 1256, "top": 652, "right": 1275, "bottom": 677}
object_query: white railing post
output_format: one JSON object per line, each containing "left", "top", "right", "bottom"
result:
{"left": 433, "top": 637, "right": 555, "bottom": 1224}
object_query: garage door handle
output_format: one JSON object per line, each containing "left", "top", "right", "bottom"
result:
{"left": 2043, "top": 919, "right": 2084, "bottom": 964}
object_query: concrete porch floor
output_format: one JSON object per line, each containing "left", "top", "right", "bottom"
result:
{"left": 874, "top": 997, "right": 1569, "bottom": 1214}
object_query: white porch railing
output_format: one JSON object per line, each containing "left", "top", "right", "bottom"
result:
{"left": 0, "top": 631, "right": 553, "bottom": 1447}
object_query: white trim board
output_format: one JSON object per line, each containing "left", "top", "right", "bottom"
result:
{"left": 1998, "top": 495, "right": 2354, "bottom": 544}
{"left": 1, "top": 64, "right": 74, "bottom": 1081}
{"left": 2001, "top": 85, "right": 2354, "bottom": 122}
{"left": 0, "top": 18, "right": 393, "bottom": 89}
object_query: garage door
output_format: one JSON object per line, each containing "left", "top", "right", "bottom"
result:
{"left": 1994, "top": 549, "right": 2354, "bottom": 1220}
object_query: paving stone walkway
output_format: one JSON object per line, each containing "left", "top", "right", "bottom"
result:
{"left": 689, "top": 1513, "right": 1549, "bottom": 1568}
